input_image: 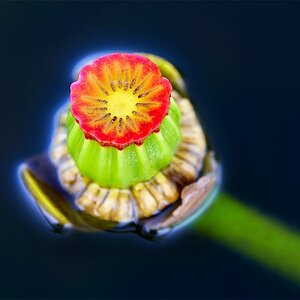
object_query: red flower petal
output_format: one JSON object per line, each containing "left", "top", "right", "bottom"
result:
{"left": 70, "top": 53, "right": 172, "bottom": 149}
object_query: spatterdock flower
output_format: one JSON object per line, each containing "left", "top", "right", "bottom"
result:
{"left": 20, "top": 52, "right": 220, "bottom": 240}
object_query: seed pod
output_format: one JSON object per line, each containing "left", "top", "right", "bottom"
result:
{"left": 19, "top": 52, "right": 220, "bottom": 240}
{"left": 48, "top": 91, "right": 208, "bottom": 224}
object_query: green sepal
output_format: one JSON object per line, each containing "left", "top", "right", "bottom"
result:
{"left": 66, "top": 98, "right": 181, "bottom": 188}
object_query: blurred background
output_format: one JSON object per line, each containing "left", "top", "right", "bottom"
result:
{"left": 1, "top": 1, "right": 300, "bottom": 299}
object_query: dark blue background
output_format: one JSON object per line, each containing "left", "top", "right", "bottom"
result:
{"left": 1, "top": 2, "right": 300, "bottom": 299}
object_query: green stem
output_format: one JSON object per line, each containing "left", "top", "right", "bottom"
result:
{"left": 194, "top": 193, "right": 300, "bottom": 284}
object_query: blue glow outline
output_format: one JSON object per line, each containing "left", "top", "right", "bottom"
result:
{"left": 15, "top": 49, "right": 221, "bottom": 240}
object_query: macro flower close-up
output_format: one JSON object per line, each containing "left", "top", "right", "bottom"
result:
{"left": 1, "top": 1, "right": 300, "bottom": 300}
{"left": 21, "top": 52, "right": 220, "bottom": 239}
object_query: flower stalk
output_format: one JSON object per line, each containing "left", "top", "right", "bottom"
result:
{"left": 195, "top": 192, "right": 300, "bottom": 284}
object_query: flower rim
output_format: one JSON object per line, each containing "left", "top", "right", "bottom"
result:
{"left": 70, "top": 53, "right": 172, "bottom": 149}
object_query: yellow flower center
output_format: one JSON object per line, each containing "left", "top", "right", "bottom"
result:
{"left": 106, "top": 90, "right": 138, "bottom": 119}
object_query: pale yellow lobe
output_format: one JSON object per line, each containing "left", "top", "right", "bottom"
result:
{"left": 106, "top": 90, "right": 137, "bottom": 119}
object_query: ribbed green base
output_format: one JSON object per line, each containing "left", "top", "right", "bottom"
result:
{"left": 66, "top": 98, "right": 181, "bottom": 188}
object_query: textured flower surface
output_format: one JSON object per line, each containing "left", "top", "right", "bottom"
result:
{"left": 19, "top": 52, "right": 220, "bottom": 240}
{"left": 71, "top": 53, "right": 172, "bottom": 149}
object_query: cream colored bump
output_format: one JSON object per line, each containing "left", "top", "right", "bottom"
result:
{"left": 181, "top": 134, "right": 205, "bottom": 145}
{"left": 179, "top": 142, "right": 205, "bottom": 156}
{"left": 171, "top": 156, "right": 197, "bottom": 182}
{"left": 111, "top": 190, "right": 135, "bottom": 223}
{"left": 58, "top": 157, "right": 76, "bottom": 171}
{"left": 94, "top": 189, "right": 119, "bottom": 221}
{"left": 181, "top": 122, "right": 203, "bottom": 136}
{"left": 60, "top": 165, "right": 78, "bottom": 183}
{"left": 181, "top": 118, "right": 199, "bottom": 129}
{"left": 181, "top": 110, "right": 197, "bottom": 124}
{"left": 56, "top": 156, "right": 87, "bottom": 195}
{"left": 144, "top": 181, "right": 170, "bottom": 210}
{"left": 171, "top": 98, "right": 207, "bottom": 179}
{"left": 76, "top": 183, "right": 103, "bottom": 208}
{"left": 154, "top": 172, "right": 179, "bottom": 203}
{"left": 175, "top": 144, "right": 204, "bottom": 177}
{"left": 58, "top": 112, "right": 68, "bottom": 126}
{"left": 162, "top": 167, "right": 185, "bottom": 188}
{"left": 177, "top": 98, "right": 194, "bottom": 114}
{"left": 132, "top": 183, "right": 158, "bottom": 218}
{"left": 77, "top": 186, "right": 119, "bottom": 221}
{"left": 175, "top": 150, "right": 201, "bottom": 167}
{"left": 50, "top": 110, "right": 68, "bottom": 164}
{"left": 55, "top": 158, "right": 81, "bottom": 194}
{"left": 90, "top": 189, "right": 111, "bottom": 217}
{"left": 68, "top": 181, "right": 86, "bottom": 195}
{"left": 53, "top": 127, "right": 67, "bottom": 145}
{"left": 180, "top": 129, "right": 206, "bottom": 151}
{"left": 181, "top": 125, "right": 202, "bottom": 136}
{"left": 181, "top": 129, "right": 206, "bottom": 147}
{"left": 171, "top": 90, "right": 181, "bottom": 101}
{"left": 50, "top": 144, "right": 68, "bottom": 164}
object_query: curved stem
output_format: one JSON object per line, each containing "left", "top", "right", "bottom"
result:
{"left": 194, "top": 193, "right": 300, "bottom": 284}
